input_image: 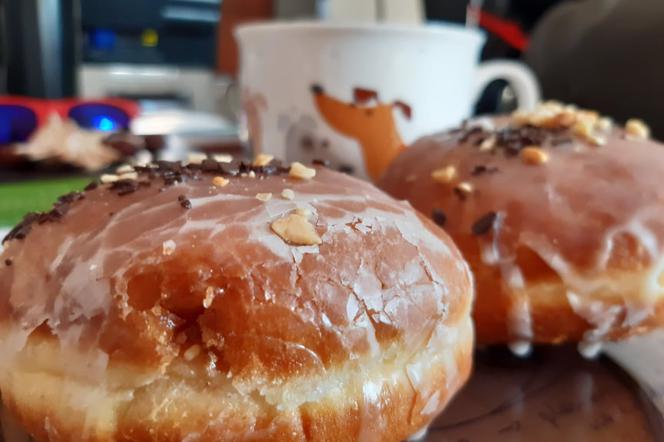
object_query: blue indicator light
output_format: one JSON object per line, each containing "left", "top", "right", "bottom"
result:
{"left": 90, "top": 29, "right": 116, "bottom": 51}
{"left": 94, "top": 116, "right": 117, "bottom": 131}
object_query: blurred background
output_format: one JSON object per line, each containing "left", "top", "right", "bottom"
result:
{"left": 0, "top": 0, "right": 564, "bottom": 114}
{"left": 0, "top": 0, "right": 661, "bottom": 229}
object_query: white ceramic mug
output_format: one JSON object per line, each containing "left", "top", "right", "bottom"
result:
{"left": 236, "top": 21, "right": 540, "bottom": 181}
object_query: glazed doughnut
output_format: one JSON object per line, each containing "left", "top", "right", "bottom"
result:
{"left": 0, "top": 157, "right": 473, "bottom": 441}
{"left": 380, "top": 102, "right": 664, "bottom": 357}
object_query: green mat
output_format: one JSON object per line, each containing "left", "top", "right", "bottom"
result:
{"left": 0, "top": 177, "right": 91, "bottom": 227}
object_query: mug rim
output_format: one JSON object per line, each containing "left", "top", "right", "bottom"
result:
{"left": 235, "top": 20, "right": 485, "bottom": 44}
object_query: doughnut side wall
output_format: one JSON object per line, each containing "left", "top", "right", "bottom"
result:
{"left": 0, "top": 165, "right": 473, "bottom": 441}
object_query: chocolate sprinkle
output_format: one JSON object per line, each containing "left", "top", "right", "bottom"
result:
{"left": 459, "top": 126, "right": 484, "bottom": 143}
{"left": 312, "top": 159, "right": 331, "bottom": 167}
{"left": 471, "top": 165, "right": 499, "bottom": 176}
{"left": 84, "top": 181, "right": 98, "bottom": 191}
{"left": 4, "top": 258, "right": 12, "bottom": 266}
{"left": 431, "top": 209, "right": 447, "bottom": 227}
{"left": 200, "top": 158, "right": 222, "bottom": 172}
{"left": 453, "top": 187, "right": 469, "bottom": 201}
{"left": 455, "top": 124, "right": 573, "bottom": 155}
{"left": 58, "top": 192, "right": 84, "bottom": 204}
{"left": 110, "top": 179, "right": 139, "bottom": 196}
{"left": 472, "top": 211, "right": 498, "bottom": 236}
{"left": 125, "top": 159, "right": 290, "bottom": 192}
{"left": 178, "top": 195, "right": 192, "bottom": 209}
{"left": 338, "top": 164, "right": 355, "bottom": 174}
{"left": 498, "top": 126, "right": 545, "bottom": 155}
{"left": 551, "top": 136, "right": 573, "bottom": 146}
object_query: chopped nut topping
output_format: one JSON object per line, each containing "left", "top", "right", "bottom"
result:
{"left": 281, "top": 188, "right": 295, "bottom": 200}
{"left": 511, "top": 110, "right": 530, "bottom": 126}
{"left": 513, "top": 101, "right": 571, "bottom": 128}
{"left": 212, "top": 154, "right": 233, "bottom": 163}
{"left": 212, "top": 176, "right": 229, "bottom": 187}
{"left": 511, "top": 102, "right": 611, "bottom": 147}
{"left": 256, "top": 192, "right": 272, "bottom": 202}
{"left": 187, "top": 152, "right": 207, "bottom": 164}
{"left": 455, "top": 181, "right": 473, "bottom": 197}
{"left": 520, "top": 146, "right": 549, "bottom": 165}
{"left": 577, "top": 110, "right": 599, "bottom": 126}
{"left": 118, "top": 172, "right": 138, "bottom": 181}
{"left": 271, "top": 212, "right": 322, "bottom": 245}
{"left": 253, "top": 153, "right": 274, "bottom": 167}
{"left": 294, "top": 207, "right": 313, "bottom": 218}
{"left": 556, "top": 109, "right": 577, "bottom": 127}
{"left": 116, "top": 164, "right": 134, "bottom": 174}
{"left": 479, "top": 136, "right": 496, "bottom": 151}
{"left": 289, "top": 162, "right": 316, "bottom": 180}
{"left": 431, "top": 165, "right": 457, "bottom": 184}
{"left": 203, "top": 287, "right": 215, "bottom": 308}
{"left": 572, "top": 119, "right": 594, "bottom": 139}
{"left": 596, "top": 117, "right": 613, "bottom": 131}
{"left": 625, "top": 118, "right": 650, "bottom": 139}
{"left": 100, "top": 174, "right": 119, "bottom": 184}
{"left": 588, "top": 134, "right": 607, "bottom": 147}
{"left": 162, "top": 240, "right": 176, "bottom": 256}
{"left": 183, "top": 344, "right": 202, "bottom": 361}
{"left": 133, "top": 151, "right": 153, "bottom": 167}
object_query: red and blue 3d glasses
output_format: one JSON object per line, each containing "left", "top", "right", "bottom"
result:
{"left": 0, "top": 97, "right": 139, "bottom": 144}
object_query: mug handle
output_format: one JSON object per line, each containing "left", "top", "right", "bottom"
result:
{"left": 474, "top": 60, "right": 541, "bottom": 110}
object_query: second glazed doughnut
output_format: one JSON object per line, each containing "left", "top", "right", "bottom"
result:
{"left": 380, "top": 103, "right": 664, "bottom": 356}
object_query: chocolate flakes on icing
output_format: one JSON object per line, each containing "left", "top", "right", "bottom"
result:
{"left": 134, "top": 158, "right": 289, "bottom": 188}
{"left": 451, "top": 102, "right": 626, "bottom": 157}
{"left": 2, "top": 157, "right": 294, "bottom": 244}
{"left": 471, "top": 165, "right": 499, "bottom": 176}
{"left": 3, "top": 192, "right": 85, "bottom": 244}
{"left": 431, "top": 209, "right": 447, "bottom": 227}
{"left": 471, "top": 212, "right": 498, "bottom": 236}
{"left": 84, "top": 181, "right": 98, "bottom": 192}
{"left": 178, "top": 194, "right": 192, "bottom": 210}
{"left": 455, "top": 124, "right": 571, "bottom": 156}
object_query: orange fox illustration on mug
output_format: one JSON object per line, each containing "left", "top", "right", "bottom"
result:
{"left": 236, "top": 22, "right": 539, "bottom": 182}
{"left": 311, "top": 85, "right": 411, "bottom": 182}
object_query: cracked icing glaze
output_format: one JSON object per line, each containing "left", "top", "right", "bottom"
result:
{"left": 0, "top": 164, "right": 473, "bottom": 441}
{"left": 380, "top": 112, "right": 664, "bottom": 356}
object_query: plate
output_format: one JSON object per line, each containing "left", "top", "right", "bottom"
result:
{"left": 424, "top": 339, "right": 664, "bottom": 442}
